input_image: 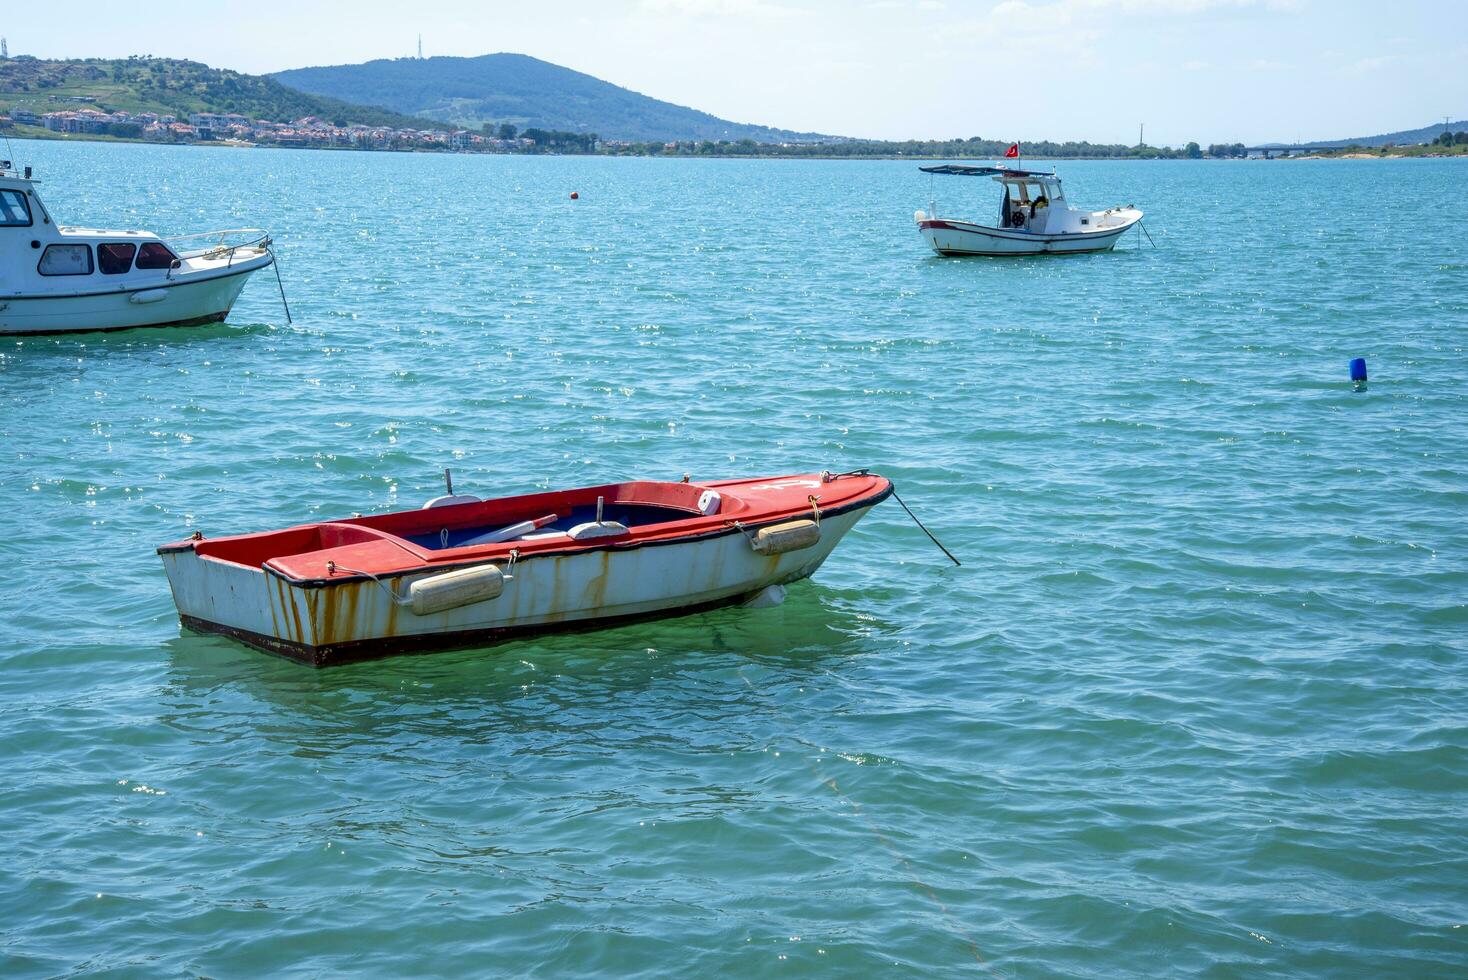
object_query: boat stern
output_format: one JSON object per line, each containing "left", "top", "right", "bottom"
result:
{"left": 158, "top": 535, "right": 322, "bottom": 655}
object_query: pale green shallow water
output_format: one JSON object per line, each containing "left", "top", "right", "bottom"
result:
{"left": 1, "top": 141, "right": 1466, "bottom": 976}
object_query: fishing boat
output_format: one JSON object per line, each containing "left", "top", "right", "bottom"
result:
{"left": 0, "top": 160, "right": 276, "bottom": 335}
{"left": 914, "top": 164, "right": 1143, "bottom": 256}
{"left": 159, "top": 470, "right": 892, "bottom": 666}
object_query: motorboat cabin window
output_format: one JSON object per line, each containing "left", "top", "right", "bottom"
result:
{"left": 1014, "top": 181, "right": 1047, "bottom": 206}
{"left": 134, "top": 241, "right": 178, "bottom": 270}
{"left": 0, "top": 189, "right": 32, "bottom": 226}
{"left": 98, "top": 242, "right": 138, "bottom": 275}
{"left": 38, "top": 244, "right": 94, "bottom": 276}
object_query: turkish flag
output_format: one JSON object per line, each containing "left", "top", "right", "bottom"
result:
{"left": 1004, "top": 143, "right": 1020, "bottom": 158}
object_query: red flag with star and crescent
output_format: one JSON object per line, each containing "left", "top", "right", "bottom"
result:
{"left": 1004, "top": 143, "right": 1020, "bottom": 159}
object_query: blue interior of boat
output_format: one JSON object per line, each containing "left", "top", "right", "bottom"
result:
{"left": 405, "top": 501, "right": 694, "bottom": 550}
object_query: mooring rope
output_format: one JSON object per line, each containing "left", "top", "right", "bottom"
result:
{"left": 324, "top": 560, "right": 407, "bottom": 603}
{"left": 268, "top": 247, "right": 294, "bottom": 323}
{"left": 890, "top": 487, "right": 961, "bottom": 566}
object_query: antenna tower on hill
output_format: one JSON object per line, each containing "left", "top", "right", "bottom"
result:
{"left": 418, "top": 35, "right": 423, "bottom": 59}
{"left": 2, "top": 38, "right": 9, "bottom": 59}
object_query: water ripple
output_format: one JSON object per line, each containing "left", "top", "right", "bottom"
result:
{"left": 0, "top": 144, "right": 1465, "bottom": 975}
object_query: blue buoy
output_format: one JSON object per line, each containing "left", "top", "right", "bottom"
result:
{"left": 1350, "top": 357, "right": 1368, "bottom": 391}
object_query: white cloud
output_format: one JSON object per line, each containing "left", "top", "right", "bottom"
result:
{"left": 970, "top": 0, "right": 1292, "bottom": 28}
{"left": 953, "top": 0, "right": 1292, "bottom": 53}
{"left": 640, "top": 0, "right": 803, "bottom": 16}
{"left": 1344, "top": 54, "right": 1395, "bottom": 75}
{"left": 1086, "top": 0, "right": 1297, "bottom": 10}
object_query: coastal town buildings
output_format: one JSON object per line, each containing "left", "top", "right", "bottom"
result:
{"left": 8, "top": 104, "right": 534, "bottom": 153}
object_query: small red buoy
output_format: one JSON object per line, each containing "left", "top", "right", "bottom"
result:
{"left": 570, "top": 191, "right": 579, "bottom": 200}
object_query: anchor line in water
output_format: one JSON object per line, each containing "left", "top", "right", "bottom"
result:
{"left": 1138, "top": 221, "right": 1157, "bottom": 248}
{"left": 268, "top": 247, "right": 293, "bottom": 323}
{"left": 891, "top": 487, "right": 961, "bottom": 566}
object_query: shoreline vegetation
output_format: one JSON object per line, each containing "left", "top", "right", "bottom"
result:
{"left": 5, "top": 128, "right": 1465, "bottom": 161}
{"left": 3, "top": 56, "right": 1465, "bottom": 162}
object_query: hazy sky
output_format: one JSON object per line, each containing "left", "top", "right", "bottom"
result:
{"left": 4, "top": 1, "right": 1464, "bottom": 145}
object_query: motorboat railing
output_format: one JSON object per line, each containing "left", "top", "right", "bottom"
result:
{"left": 165, "top": 228, "right": 273, "bottom": 268}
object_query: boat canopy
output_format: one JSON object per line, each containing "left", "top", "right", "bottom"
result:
{"left": 919, "top": 165, "right": 1056, "bottom": 178}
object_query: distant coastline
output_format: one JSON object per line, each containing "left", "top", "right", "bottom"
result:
{"left": 5, "top": 56, "right": 1465, "bottom": 162}
{"left": 5, "top": 129, "right": 1467, "bottom": 162}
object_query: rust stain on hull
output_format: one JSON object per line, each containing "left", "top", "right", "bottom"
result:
{"left": 383, "top": 581, "right": 401, "bottom": 638}
{"left": 270, "top": 574, "right": 305, "bottom": 646}
{"left": 266, "top": 573, "right": 282, "bottom": 640}
{"left": 543, "top": 556, "right": 569, "bottom": 624}
{"left": 312, "top": 577, "right": 375, "bottom": 648}
{"left": 583, "top": 550, "right": 612, "bottom": 611}
{"left": 180, "top": 588, "right": 764, "bottom": 667}
{"left": 290, "top": 583, "right": 306, "bottom": 645}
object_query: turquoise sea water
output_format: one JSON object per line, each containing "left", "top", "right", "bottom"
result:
{"left": 2, "top": 140, "right": 1466, "bottom": 976}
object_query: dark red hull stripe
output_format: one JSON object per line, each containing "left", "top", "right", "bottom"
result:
{"left": 919, "top": 219, "right": 1127, "bottom": 242}
{"left": 935, "top": 247, "right": 1115, "bottom": 257}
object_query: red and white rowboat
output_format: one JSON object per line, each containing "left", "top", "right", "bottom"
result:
{"left": 159, "top": 470, "right": 892, "bottom": 666}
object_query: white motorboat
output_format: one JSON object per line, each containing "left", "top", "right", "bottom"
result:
{"left": 914, "top": 164, "right": 1143, "bottom": 256}
{"left": 0, "top": 160, "right": 276, "bottom": 335}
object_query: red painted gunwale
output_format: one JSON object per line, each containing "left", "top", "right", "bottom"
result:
{"left": 158, "top": 472, "right": 891, "bottom": 586}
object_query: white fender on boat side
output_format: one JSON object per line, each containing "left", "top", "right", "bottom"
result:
{"left": 751, "top": 520, "right": 821, "bottom": 556}
{"left": 409, "top": 563, "right": 505, "bottom": 616}
{"left": 742, "top": 584, "right": 788, "bottom": 608}
{"left": 128, "top": 288, "right": 169, "bottom": 305}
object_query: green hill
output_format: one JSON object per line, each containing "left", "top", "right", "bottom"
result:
{"left": 272, "top": 53, "right": 830, "bottom": 143}
{"left": 1328, "top": 119, "right": 1468, "bottom": 147}
{"left": 1258, "top": 119, "right": 1468, "bottom": 149}
{"left": 0, "top": 56, "right": 446, "bottom": 130}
